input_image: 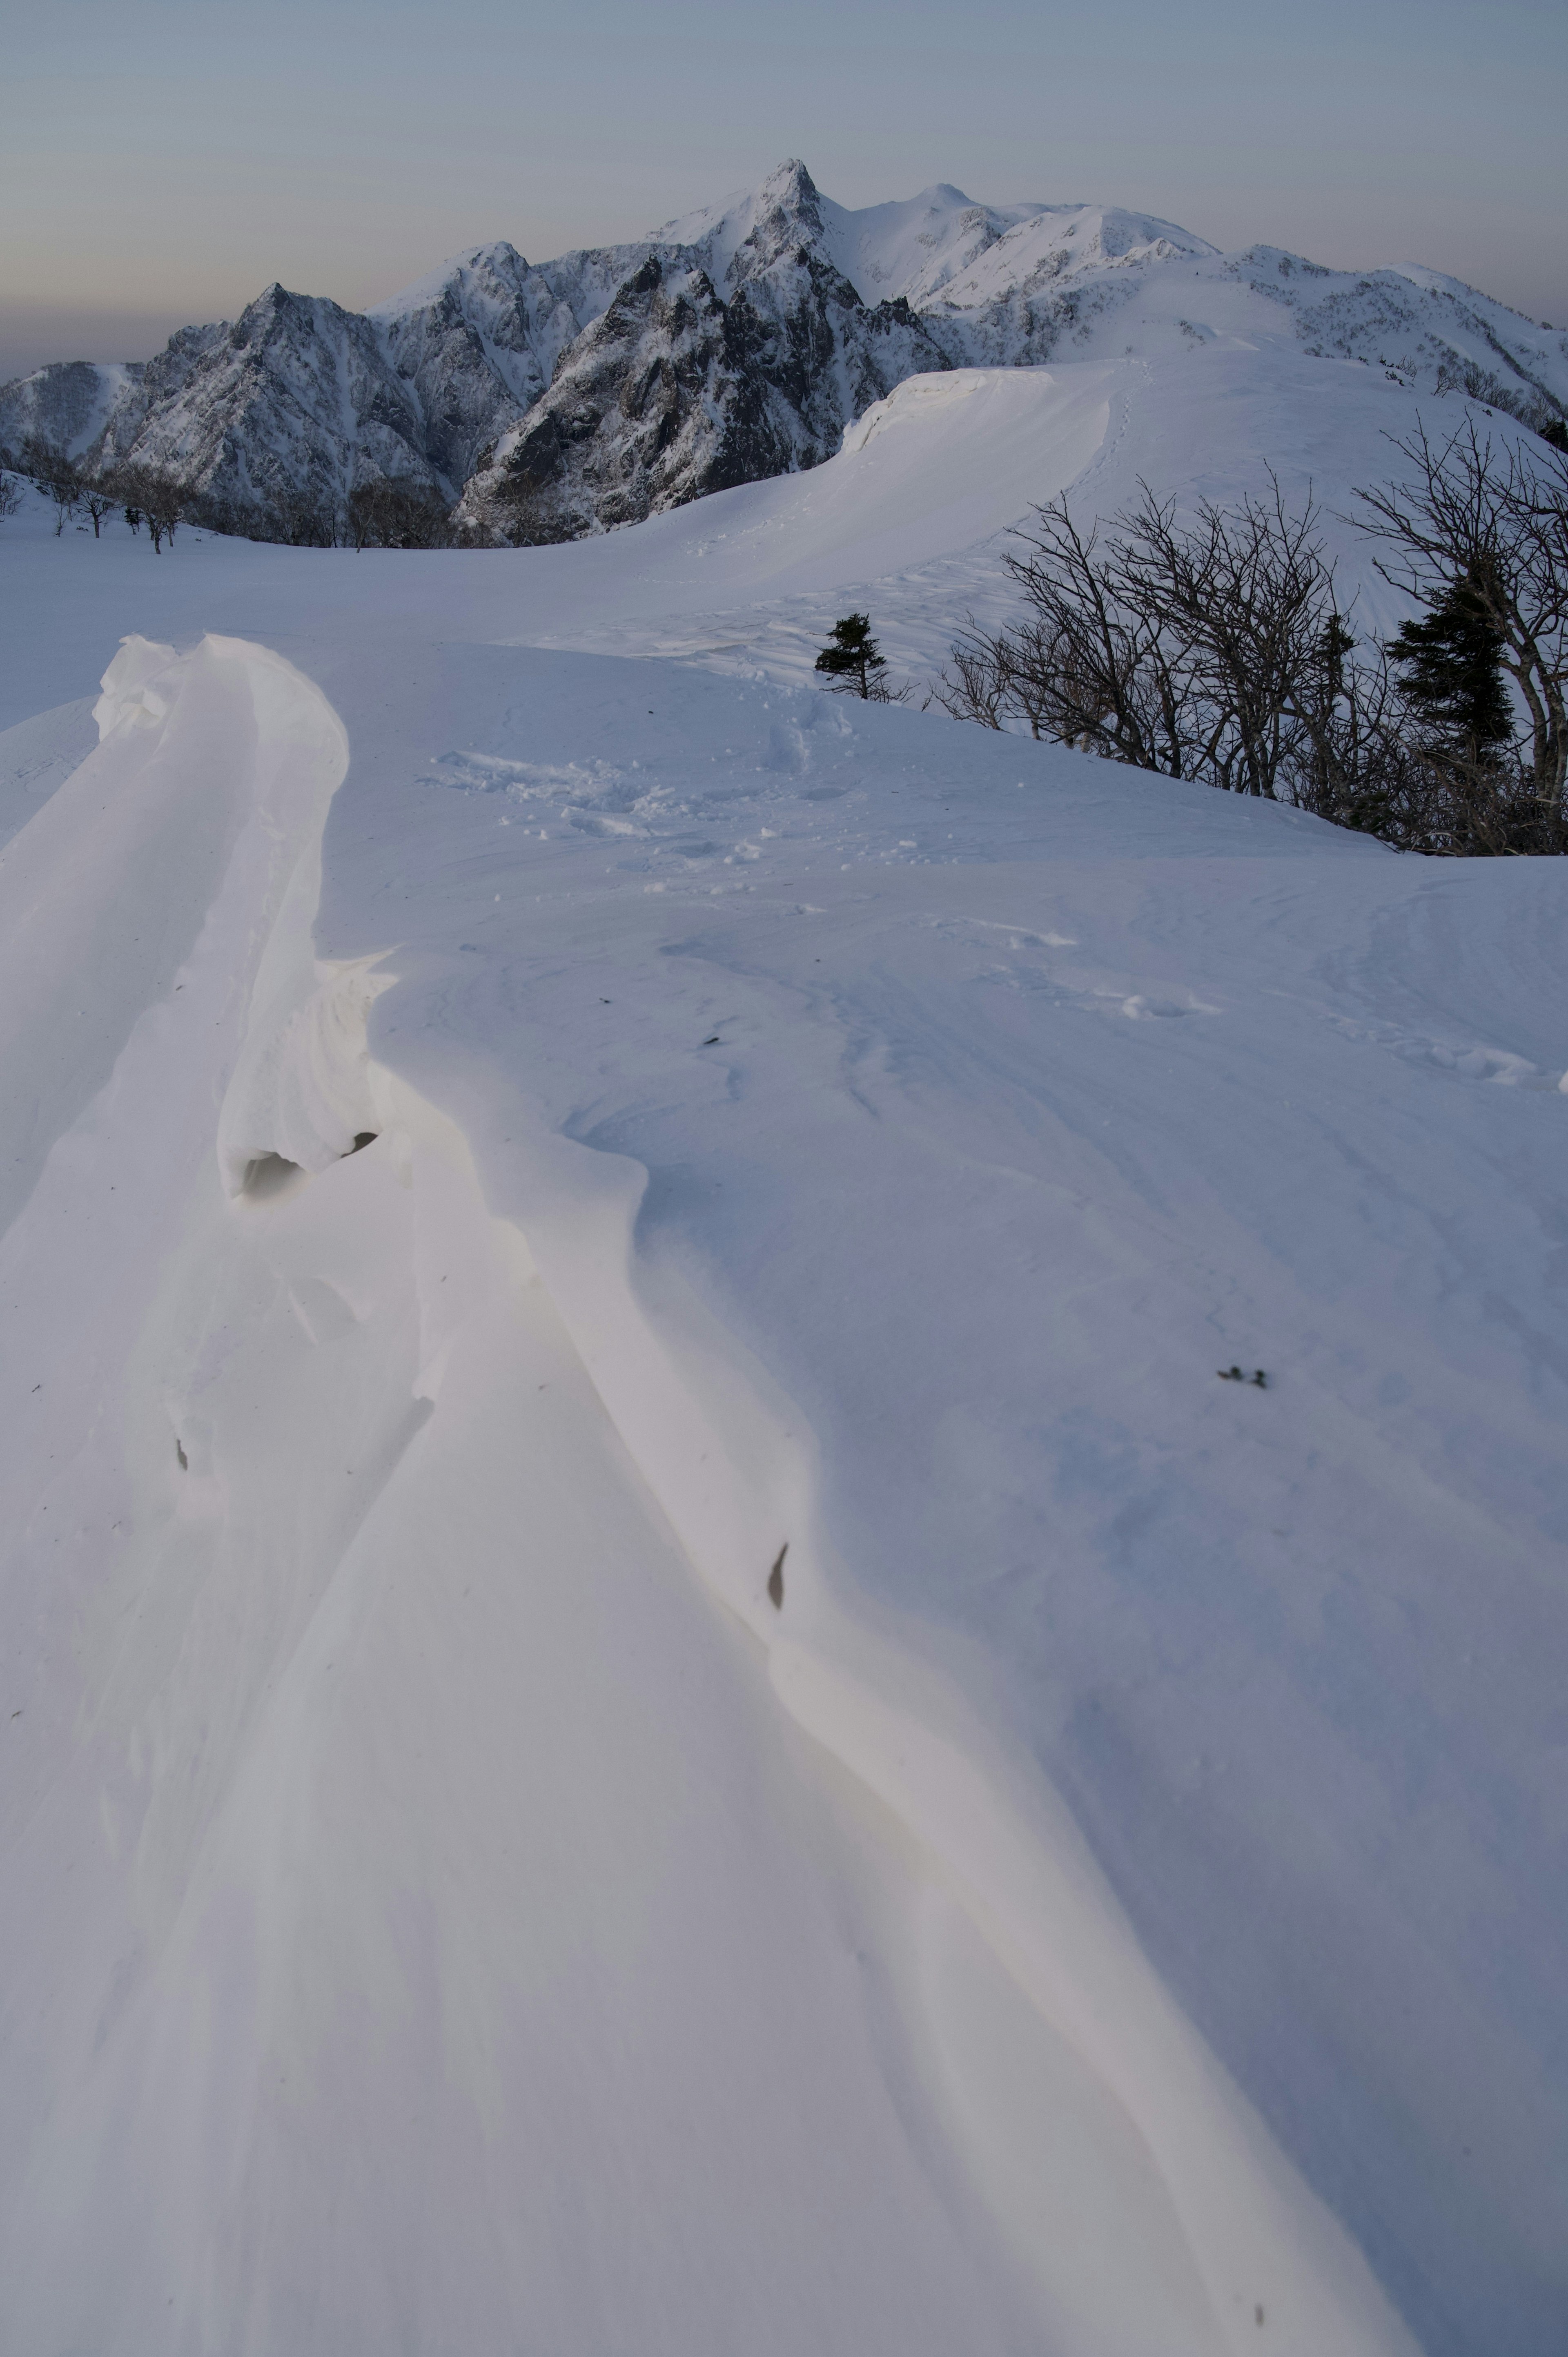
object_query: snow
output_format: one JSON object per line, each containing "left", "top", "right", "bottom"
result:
{"left": 0, "top": 358, "right": 147, "bottom": 462}
{"left": 0, "top": 347, "right": 1487, "bottom": 723}
{"left": 0, "top": 335, "right": 1565, "bottom": 2356}
{"left": 11, "top": 160, "right": 1563, "bottom": 545}
{"left": 651, "top": 163, "right": 1214, "bottom": 313}
{"left": 370, "top": 241, "right": 533, "bottom": 321}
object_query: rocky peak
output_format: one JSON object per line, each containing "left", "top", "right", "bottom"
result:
{"left": 7, "top": 161, "right": 1565, "bottom": 543}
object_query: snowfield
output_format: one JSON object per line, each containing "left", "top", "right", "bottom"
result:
{"left": 0, "top": 349, "right": 1564, "bottom": 2357}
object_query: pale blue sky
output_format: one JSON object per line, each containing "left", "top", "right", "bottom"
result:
{"left": 3, "top": 0, "right": 1564, "bottom": 377}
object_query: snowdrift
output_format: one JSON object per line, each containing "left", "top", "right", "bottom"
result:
{"left": 0, "top": 336, "right": 1564, "bottom": 2356}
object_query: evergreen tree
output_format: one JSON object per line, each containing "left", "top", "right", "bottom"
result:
{"left": 1390, "top": 570, "right": 1513, "bottom": 760}
{"left": 815, "top": 612, "right": 887, "bottom": 699}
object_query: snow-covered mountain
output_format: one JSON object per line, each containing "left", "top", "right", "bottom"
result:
{"left": 461, "top": 177, "right": 947, "bottom": 541}
{"left": 0, "top": 254, "right": 652, "bottom": 522}
{"left": 3, "top": 159, "right": 1566, "bottom": 537}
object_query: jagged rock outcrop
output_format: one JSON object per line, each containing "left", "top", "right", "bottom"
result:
{"left": 463, "top": 184, "right": 952, "bottom": 540}
{"left": 89, "top": 290, "right": 443, "bottom": 518}
{"left": 471, "top": 257, "right": 735, "bottom": 539}
{"left": 368, "top": 236, "right": 657, "bottom": 488}
{"left": 4, "top": 158, "right": 1565, "bottom": 541}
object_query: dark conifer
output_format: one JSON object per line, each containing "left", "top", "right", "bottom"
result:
{"left": 1390, "top": 571, "right": 1513, "bottom": 760}
{"left": 815, "top": 613, "right": 887, "bottom": 699}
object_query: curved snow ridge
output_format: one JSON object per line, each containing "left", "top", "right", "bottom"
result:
{"left": 815, "top": 363, "right": 1114, "bottom": 556}
{"left": 95, "top": 633, "right": 374, "bottom": 1197}
{"left": 837, "top": 365, "right": 1051, "bottom": 455}
{"left": 63, "top": 633, "right": 386, "bottom": 1203}
{"left": 169, "top": 636, "right": 1412, "bottom": 2354}
{"left": 0, "top": 632, "right": 347, "bottom": 1249}
{"left": 477, "top": 1124, "right": 1418, "bottom": 2357}
{"left": 218, "top": 942, "right": 393, "bottom": 1197}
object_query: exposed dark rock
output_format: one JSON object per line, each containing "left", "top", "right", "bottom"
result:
{"left": 4, "top": 158, "right": 1563, "bottom": 542}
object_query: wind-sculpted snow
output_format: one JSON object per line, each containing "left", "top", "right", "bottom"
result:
{"left": 0, "top": 627, "right": 1424, "bottom": 2357}
{"left": 0, "top": 354, "right": 1566, "bottom": 2354}
{"left": 0, "top": 635, "right": 346, "bottom": 1241}
{"left": 325, "top": 651, "right": 1568, "bottom": 2357}
{"left": 6, "top": 158, "right": 1564, "bottom": 536}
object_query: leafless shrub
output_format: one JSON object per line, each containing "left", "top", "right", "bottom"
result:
{"left": 270, "top": 486, "right": 342, "bottom": 547}
{"left": 79, "top": 479, "right": 116, "bottom": 537}
{"left": 938, "top": 441, "right": 1568, "bottom": 855}
{"left": 345, "top": 480, "right": 458, "bottom": 550}
{"left": 21, "top": 435, "right": 81, "bottom": 534}
{"left": 1431, "top": 357, "right": 1568, "bottom": 447}
{"left": 938, "top": 477, "right": 1361, "bottom": 800}
{"left": 109, "top": 466, "right": 187, "bottom": 552}
{"left": 927, "top": 630, "right": 1011, "bottom": 727}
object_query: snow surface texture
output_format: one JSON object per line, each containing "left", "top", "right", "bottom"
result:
{"left": 0, "top": 344, "right": 1565, "bottom": 2357}
{"left": 3, "top": 160, "right": 1564, "bottom": 532}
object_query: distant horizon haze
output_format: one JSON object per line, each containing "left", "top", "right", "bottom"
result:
{"left": 3, "top": 0, "right": 1564, "bottom": 382}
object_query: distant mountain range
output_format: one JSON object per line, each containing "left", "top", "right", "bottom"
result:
{"left": 4, "top": 159, "right": 1566, "bottom": 542}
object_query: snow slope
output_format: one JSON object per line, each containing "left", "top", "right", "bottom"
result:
{"left": 0, "top": 346, "right": 1565, "bottom": 2355}
{"left": 0, "top": 341, "right": 1505, "bottom": 723}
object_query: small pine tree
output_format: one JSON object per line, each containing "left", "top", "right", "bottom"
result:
{"left": 815, "top": 612, "right": 887, "bottom": 699}
{"left": 1390, "top": 570, "right": 1512, "bottom": 760}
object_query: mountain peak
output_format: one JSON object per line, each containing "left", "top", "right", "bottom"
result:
{"left": 373, "top": 241, "right": 532, "bottom": 321}
{"left": 760, "top": 158, "right": 819, "bottom": 203}
{"left": 6, "top": 163, "right": 1563, "bottom": 548}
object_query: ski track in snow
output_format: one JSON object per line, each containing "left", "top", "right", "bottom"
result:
{"left": 0, "top": 350, "right": 1566, "bottom": 2355}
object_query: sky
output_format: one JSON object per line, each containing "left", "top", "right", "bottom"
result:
{"left": 2, "top": 0, "right": 1565, "bottom": 379}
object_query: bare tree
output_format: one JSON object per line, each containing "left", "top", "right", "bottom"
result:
{"left": 962, "top": 499, "right": 1176, "bottom": 767}
{"left": 0, "top": 471, "right": 23, "bottom": 524}
{"left": 22, "top": 436, "right": 81, "bottom": 534}
{"left": 265, "top": 486, "right": 338, "bottom": 546}
{"left": 936, "top": 477, "right": 1358, "bottom": 800}
{"left": 345, "top": 479, "right": 457, "bottom": 550}
{"left": 1286, "top": 631, "right": 1431, "bottom": 846}
{"left": 933, "top": 464, "right": 1568, "bottom": 854}
{"left": 79, "top": 478, "right": 117, "bottom": 537}
{"left": 112, "top": 466, "right": 186, "bottom": 553}
{"left": 927, "top": 628, "right": 1011, "bottom": 727}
